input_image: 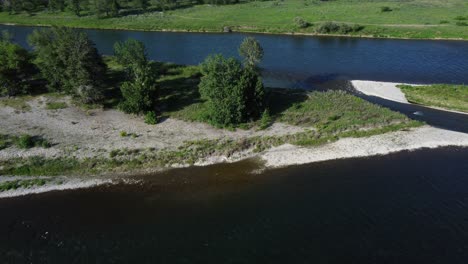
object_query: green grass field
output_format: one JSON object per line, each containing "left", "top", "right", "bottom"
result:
{"left": 398, "top": 84, "right": 468, "bottom": 113}
{"left": 1, "top": 0, "right": 467, "bottom": 40}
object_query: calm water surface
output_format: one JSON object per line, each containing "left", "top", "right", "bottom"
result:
{"left": 2, "top": 25, "right": 468, "bottom": 88}
{"left": 1, "top": 148, "right": 468, "bottom": 263}
{"left": 2, "top": 25, "right": 468, "bottom": 263}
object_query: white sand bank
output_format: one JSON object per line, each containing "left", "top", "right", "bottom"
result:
{"left": 351, "top": 80, "right": 410, "bottom": 103}
{"left": 261, "top": 126, "right": 468, "bottom": 168}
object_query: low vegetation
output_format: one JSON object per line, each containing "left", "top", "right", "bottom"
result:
{"left": 398, "top": 84, "right": 468, "bottom": 113}
{"left": 1, "top": 0, "right": 467, "bottom": 39}
{"left": 0, "top": 134, "right": 51, "bottom": 149}
{"left": 0, "top": 178, "right": 50, "bottom": 191}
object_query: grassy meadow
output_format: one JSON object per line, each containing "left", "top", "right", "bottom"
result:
{"left": 398, "top": 84, "right": 468, "bottom": 113}
{"left": 0, "top": 0, "right": 468, "bottom": 39}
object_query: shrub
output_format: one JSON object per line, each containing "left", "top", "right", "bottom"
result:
{"left": 120, "top": 131, "right": 128, "bottom": 137}
{"left": 0, "top": 34, "right": 35, "bottom": 97}
{"left": 381, "top": 6, "right": 392, "bottom": 12}
{"left": 16, "top": 134, "right": 34, "bottom": 149}
{"left": 456, "top": 21, "right": 468, "bottom": 26}
{"left": 76, "top": 85, "right": 103, "bottom": 104}
{"left": 454, "top": 16, "right": 467, "bottom": 21}
{"left": 316, "top": 22, "right": 340, "bottom": 33}
{"left": 115, "top": 39, "right": 158, "bottom": 115}
{"left": 144, "top": 111, "right": 158, "bottom": 125}
{"left": 259, "top": 109, "right": 272, "bottom": 130}
{"left": 119, "top": 64, "right": 158, "bottom": 114}
{"left": 316, "top": 22, "right": 363, "bottom": 34}
{"left": 439, "top": 20, "right": 450, "bottom": 24}
{"left": 294, "top": 17, "right": 310, "bottom": 28}
{"left": 199, "top": 54, "right": 265, "bottom": 127}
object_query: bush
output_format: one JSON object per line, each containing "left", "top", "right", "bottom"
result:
{"left": 259, "top": 109, "right": 272, "bottom": 130}
{"left": 144, "top": 111, "right": 158, "bottom": 125}
{"left": 115, "top": 39, "right": 158, "bottom": 115}
{"left": 316, "top": 22, "right": 363, "bottom": 34}
{"left": 119, "top": 64, "right": 157, "bottom": 114}
{"left": 120, "top": 131, "right": 128, "bottom": 137}
{"left": 316, "top": 22, "right": 340, "bottom": 33}
{"left": 294, "top": 17, "right": 310, "bottom": 28}
{"left": 76, "top": 85, "right": 103, "bottom": 104}
{"left": 0, "top": 34, "right": 35, "bottom": 97}
{"left": 381, "top": 6, "right": 392, "bottom": 12}
{"left": 456, "top": 21, "right": 468, "bottom": 26}
{"left": 16, "top": 134, "right": 34, "bottom": 149}
{"left": 454, "top": 16, "right": 467, "bottom": 21}
{"left": 199, "top": 54, "right": 265, "bottom": 127}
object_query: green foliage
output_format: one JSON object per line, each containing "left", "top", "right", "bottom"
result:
{"left": 0, "top": 178, "right": 49, "bottom": 192}
{"left": 0, "top": 0, "right": 467, "bottom": 40}
{"left": 316, "top": 22, "right": 363, "bottom": 34}
{"left": 238, "top": 37, "right": 264, "bottom": 67}
{"left": 16, "top": 134, "right": 34, "bottom": 149}
{"left": 259, "top": 108, "right": 272, "bottom": 130}
{"left": 46, "top": 101, "right": 68, "bottom": 109}
{"left": 28, "top": 26, "right": 107, "bottom": 101}
{"left": 199, "top": 54, "right": 265, "bottom": 127}
{"left": 119, "top": 63, "right": 158, "bottom": 114}
{"left": 115, "top": 39, "right": 158, "bottom": 114}
{"left": 13, "top": 134, "right": 51, "bottom": 149}
{"left": 114, "top": 39, "right": 148, "bottom": 71}
{"left": 0, "top": 34, "right": 35, "bottom": 96}
{"left": 144, "top": 111, "right": 158, "bottom": 124}
{"left": 380, "top": 6, "right": 392, "bottom": 12}
{"left": 120, "top": 131, "right": 128, "bottom": 137}
{"left": 294, "top": 16, "right": 309, "bottom": 28}
{"left": 398, "top": 84, "right": 468, "bottom": 113}
{"left": 455, "top": 21, "right": 468, "bottom": 26}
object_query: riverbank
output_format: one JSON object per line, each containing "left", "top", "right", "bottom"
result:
{"left": 2, "top": 78, "right": 467, "bottom": 198}
{"left": 352, "top": 80, "right": 468, "bottom": 115}
{"left": 1, "top": 0, "right": 468, "bottom": 41}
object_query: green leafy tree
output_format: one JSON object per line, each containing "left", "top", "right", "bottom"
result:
{"left": 119, "top": 64, "right": 157, "bottom": 114}
{"left": 114, "top": 39, "right": 158, "bottom": 114}
{"left": 28, "top": 27, "right": 107, "bottom": 101}
{"left": 114, "top": 38, "right": 148, "bottom": 72}
{"left": 199, "top": 54, "right": 264, "bottom": 126}
{"left": 238, "top": 37, "right": 264, "bottom": 68}
{"left": 68, "top": 0, "right": 82, "bottom": 16}
{"left": 0, "top": 34, "right": 35, "bottom": 96}
{"left": 135, "top": 0, "right": 149, "bottom": 11}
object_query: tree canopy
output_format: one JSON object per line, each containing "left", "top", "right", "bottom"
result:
{"left": 28, "top": 26, "right": 107, "bottom": 101}
{"left": 238, "top": 37, "right": 264, "bottom": 68}
{"left": 199, "top": 54, "right": 264, "bottom": 126}
{"left": 0, "top": 32, "right": 35, "bottom": 96}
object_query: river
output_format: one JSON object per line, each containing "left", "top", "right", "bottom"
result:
{"left": 1, "top": 25, "right": 468, "bottom": 263}
{"left": 1, "top": 148, "right": 468, "bottom": 263}
{"left": 2, "top": 25, "right": 468, "bottom": 88}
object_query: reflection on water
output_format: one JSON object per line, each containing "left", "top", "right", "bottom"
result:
{"left": 1, "top": 148, "right": 468, "bottom": 263}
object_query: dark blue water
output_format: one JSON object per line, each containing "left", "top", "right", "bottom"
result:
{"left": 1, "top": 148, "right": 468, "bottom": 263}
{"left": 2, "top": 25, "right": 468, "bottom": 88}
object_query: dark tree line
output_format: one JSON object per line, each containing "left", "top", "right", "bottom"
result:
{"left": 0, "top": 0, "right": 259, "bottom": 17}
